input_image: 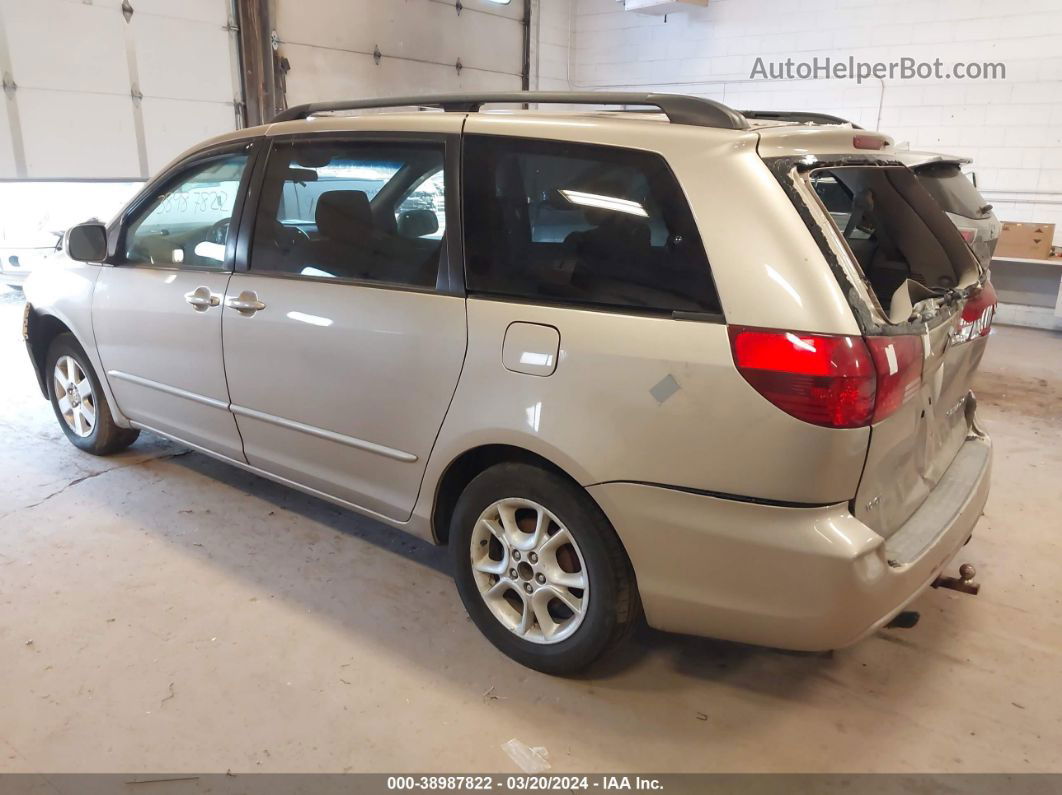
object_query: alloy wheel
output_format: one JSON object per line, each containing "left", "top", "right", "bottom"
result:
{"left": 470, "top": 497, "right": 589, "bottom": 644}
{"left": 53, "top": 355, "right": 95, "bottom": 438}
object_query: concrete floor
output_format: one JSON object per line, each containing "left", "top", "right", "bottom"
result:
{"left": 1, "top": 284, "right": 1060, "bottom": 774}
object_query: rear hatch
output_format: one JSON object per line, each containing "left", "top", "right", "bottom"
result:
{"left": 910, "top": 160, "right": 1001, "bottom": 268}
{"left": 779, "top": 154, "right": 996, "bottom": 538}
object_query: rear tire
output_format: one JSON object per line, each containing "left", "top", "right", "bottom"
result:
{"left": 450, "top": 462, "right": 639, "bottom": 675}
{"left": 46, "top": 333, "right": 139, "bottom": 455}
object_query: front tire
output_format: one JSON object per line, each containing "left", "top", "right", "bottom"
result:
{"left": 450, "top": 462, "right": 639, "bottom": 675}
{"left": 46, "top": 333, "right": 139, "bottom": 455}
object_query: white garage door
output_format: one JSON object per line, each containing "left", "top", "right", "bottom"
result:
{"left": 0, "top": 0, "right": 241, "bottom": 179}
{"left": 276, "top": 0, "right": 525, "bottom": 107}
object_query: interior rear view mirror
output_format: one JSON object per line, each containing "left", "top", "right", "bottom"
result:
{"left": 397, "top": 208, "right": 439, "bottom": 238}
{"left": 65, "top": 222, "right": 108, "bottom": 263}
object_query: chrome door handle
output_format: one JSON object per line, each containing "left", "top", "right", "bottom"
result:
{"left": 226, "top": 290, "right": 266, "bottom": 315}
{"left": 185, "top": 285, "right": 220, "bottom": 311}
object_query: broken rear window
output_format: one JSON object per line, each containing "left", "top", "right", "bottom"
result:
{"left": 807, "top": 165, "right": 979, "bottom": 320}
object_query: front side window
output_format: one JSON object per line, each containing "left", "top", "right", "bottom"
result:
{"left": 124, "top": 152, "right": 248, "bottom": 269}
{"left": 250, "top": 140, "right": 446, "bottom": 288}
{"left": 463, "top": 136, "right": 720, "bottom": 315}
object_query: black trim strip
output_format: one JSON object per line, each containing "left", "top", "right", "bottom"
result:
{"left": 445, "top": 128, "right": 466, "bottom": 296}
{"left": 671, "top": 309, "right": 726, "bottom": 324}
{"left": 234, "top": 137, "right": 272, "bottom": 273}
{"left": 466, "top": 292, "right": 726, "bottom": 323}
{"left": 594, "top": 480, "right": 838, "bottom": 509}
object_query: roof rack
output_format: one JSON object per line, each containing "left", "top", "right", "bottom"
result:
{"left": 740, "top": 110, "right": 862, "bottom": 129}
{"left": 272, "top": 92, "right": 750, "bottom": 131}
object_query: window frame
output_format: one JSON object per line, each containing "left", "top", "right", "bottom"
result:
{"left": 234, "top": 131, "right": 464, "bottom": 297}
{"left": 111, "top": 139, "right": 261, "bottom": 272}
{"left": 460, "top": 133, "right": 724, "bottom": 323}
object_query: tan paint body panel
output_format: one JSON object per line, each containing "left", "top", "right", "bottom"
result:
{"left": 221, "top": 275, "right": 467, "bottom": 523}
{"left": 754, "top": 125, "right": 894, "bottom": 159}
{"left": 415, "top": 297, "right": 869, "bottom": 515}
{"left": 92, "top": 267, "right": 244, "bottom": 460}
{"left": 589, "top": 434, "right": 990, "bottom": 650}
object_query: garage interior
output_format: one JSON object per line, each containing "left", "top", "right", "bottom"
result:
{"left": 1, "top": 0, "right": 1061, "bottom": 778}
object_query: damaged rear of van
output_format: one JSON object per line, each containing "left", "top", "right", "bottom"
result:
{"left": 604, "top": 122, "right": 994, "bottom": 652}
{"left": 740, "top": 125, "right": 994, "bottom": 646}
{"left": 763, "top": 128, "right": 994, "bottom": 546}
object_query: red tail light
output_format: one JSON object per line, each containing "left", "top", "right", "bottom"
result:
{"left": 728, "top": 327, "right": 876, "bottom": 428}
{"left": 957, "top": 280, "right": 997, "bottom": 341}
{"left": 865, "top": 335, "right": 923, "bottom": 422}
{"left": 729, "top": 327, "right": 924, "bottom": 428}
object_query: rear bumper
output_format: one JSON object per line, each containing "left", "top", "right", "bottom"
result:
{"left": 587, "top": 433, "right": 992, "bottom": 651}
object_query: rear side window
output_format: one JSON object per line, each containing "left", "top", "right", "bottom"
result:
{"left": 915, "top": 164, "right": 991, "bottom": 220}
{"left": 463, "top": 136, "right": 720, "bottom": 315}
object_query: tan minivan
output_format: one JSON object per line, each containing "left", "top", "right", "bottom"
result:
{"left": 23, "top": 93, "right": 994, "bottom": 673}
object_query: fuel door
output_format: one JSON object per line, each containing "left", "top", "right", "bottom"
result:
{"left": 502, "top": 322, "right": 560, "bottom": 377}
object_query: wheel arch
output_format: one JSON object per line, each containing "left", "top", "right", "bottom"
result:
{"left": 25, "top": 306, "right": 75, "bottom": 398}
{"left": 430, "top": 443, "right": 604, "bottom": 546}
{"left": 24, "top": 303, "right": 132, "bottom": 429}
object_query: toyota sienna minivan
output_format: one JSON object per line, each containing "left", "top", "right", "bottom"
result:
{"left": 23, "top": 92, "right": 994, "bottom": 673}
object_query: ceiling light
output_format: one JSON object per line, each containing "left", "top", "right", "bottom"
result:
{"left": 559, "top": 189, "right": 648, "bottom": 217}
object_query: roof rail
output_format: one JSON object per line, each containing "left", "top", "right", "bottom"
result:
{"left": 272, "top": 92, "right": 749, "bottom": 131}
{"left": 741, "top": 110, "right": 862, "bottom": 129}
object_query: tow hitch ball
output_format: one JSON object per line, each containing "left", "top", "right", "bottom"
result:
{"left": 887, "top": 564, "right": 980, "bottom": 630}
{"left": 932, "top": 563, "right": 980, "bottom": 595}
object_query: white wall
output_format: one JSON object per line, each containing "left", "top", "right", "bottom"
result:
{"left": 531, "top": 0, "right": 573, "bottom": 91}
{"left": 567, "top": 0, "right": 1062, "bottom": 243}
{"left": 276, "top": 0, "right": 526, "bottom": 105}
